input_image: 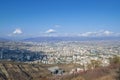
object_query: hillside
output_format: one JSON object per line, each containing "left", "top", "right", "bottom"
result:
{"left": 0, "top": 61, "right": 51, "bottom": 80}
{"left": 52, "top": 64, "right": 120, "bottom": 80}
{"left": 0, "top": 61, "right": 119, "bottom": 80}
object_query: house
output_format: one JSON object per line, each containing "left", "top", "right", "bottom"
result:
{"left": 48, "top": 66, "right": 65, "bottom": 75}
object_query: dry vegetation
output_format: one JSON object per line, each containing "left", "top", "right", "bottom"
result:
{"left": 0, "top": 60, "right": 120, "bottom": 80}
{"left": 0, "top": 61, "right": 51, "bottom": 80}
{"left": 55, "top": 65, "right": 119, "bottom": 80}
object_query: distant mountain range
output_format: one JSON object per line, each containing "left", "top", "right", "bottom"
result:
{"left": 0, "top": 37, "right": 10, "bottom": 41}
{"left": 0, "top": 36, "right": 120, "bottom": 42}
{"left": 23, "top": 36, "right": 120, "bottom": 42}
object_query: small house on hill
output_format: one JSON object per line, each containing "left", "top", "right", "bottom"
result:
{"left": 48, "top": 66, "right": 65, "bottom": 75}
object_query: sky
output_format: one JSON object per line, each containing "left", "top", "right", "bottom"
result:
{"left": 0, "top": 0, "right": 120, "bottom": 39}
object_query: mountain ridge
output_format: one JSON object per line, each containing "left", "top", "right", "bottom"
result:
{"left": 22, "top": 36, "right": 120, "bottom": 42}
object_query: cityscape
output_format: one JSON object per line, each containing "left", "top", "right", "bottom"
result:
{"left": 0, "top": 37, "right": 120, "bottom": 80}
{"left": 0, "top": 0, "right": 120, "bottom": 80}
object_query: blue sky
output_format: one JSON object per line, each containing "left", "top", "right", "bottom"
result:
{"left": 0, "top": 0, "right": 120, "bottom": 39}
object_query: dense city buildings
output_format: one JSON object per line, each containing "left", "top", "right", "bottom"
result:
{"left": 0, "top": 40, "right": 120, "bottom": 70}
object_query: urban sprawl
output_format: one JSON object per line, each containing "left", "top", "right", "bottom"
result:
{"left": 0, "top": 40, "right": 120, "bottom": 72}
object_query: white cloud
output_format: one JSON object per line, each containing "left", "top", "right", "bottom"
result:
{"left": 79, "top": 30, "right": 114, "bottom": 37}
{"left": 13, "top": 28, "right": 23, "bottom": 34}
{"left": 8, "top": 28, "right": 23, "bottom": 37}
{"left": 103, "top": 30, "right": 113, "bottom": 35}
{"left": 45, "top": 29, "right": 56, "bottom": 33}
{"left": 80, "top": 32, "right": 97, "bottom": 37}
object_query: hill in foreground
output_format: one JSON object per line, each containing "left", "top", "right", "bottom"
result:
{"left": 0, "top": 61, "right": 120, "bottom": 80}
{"left": 0, "top": 61, "right": 51, "bottom": 80}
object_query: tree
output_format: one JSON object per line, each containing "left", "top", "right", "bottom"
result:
{"left": 109, "top": 55, "right": 120, "bottom": 65}
{"left": 87, "top": 60, "right": 102, "bottom": 70}
{"left": 116, "top": 68, "right": 120, "bottom": 80}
